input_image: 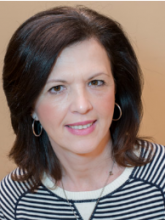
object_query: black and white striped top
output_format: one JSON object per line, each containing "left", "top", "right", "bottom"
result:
{"left": 0, "top": 143, "right": 165, "bottom": 220}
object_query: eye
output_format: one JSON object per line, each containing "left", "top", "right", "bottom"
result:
{"left": 89, "top": 80, "right": 105, "bottom": 86}
{"left": 49, "top": 85, "right": 65, "bottom": 94}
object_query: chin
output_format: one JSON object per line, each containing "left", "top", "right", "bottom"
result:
{"left": 70, "top": 143, "right": 100, "bottom": 155}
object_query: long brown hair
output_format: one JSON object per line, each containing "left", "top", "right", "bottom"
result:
{"left": 3, "top": 6, "right": 152, "bottom": 189}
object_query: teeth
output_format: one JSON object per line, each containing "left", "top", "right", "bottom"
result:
{"left": 69, "top": 122, "right": 93, "bottom": 129}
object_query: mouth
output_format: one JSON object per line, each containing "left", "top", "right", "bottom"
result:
{"left": 65, "top": 120, "right": 97, "bottom": 136}
{"left": 66, "top": 120, "right": 96, "bottom": 130}
{"left": 66, "top": 121, "right": 96, "bottom": 130}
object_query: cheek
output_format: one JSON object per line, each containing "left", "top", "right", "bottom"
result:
{"left": 35, "top": 100, "right": 64, "bottom": 127}
{"left": 95, "top": 91, "right": 115, "bottom": 118}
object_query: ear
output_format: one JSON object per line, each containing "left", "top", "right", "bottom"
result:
{"left": 31, "top": 111, "right": 39, "bottom": 121}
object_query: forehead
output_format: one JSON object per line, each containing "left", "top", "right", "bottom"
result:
{"left": 48, "top": 38, "right": 112, "bottom": 80}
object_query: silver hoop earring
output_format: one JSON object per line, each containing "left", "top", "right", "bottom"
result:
{"left": 32, "top": 119, "right": 43, "bottom": 137}
{"left": 113, "top": 103, "right": 122, "bottom": 121}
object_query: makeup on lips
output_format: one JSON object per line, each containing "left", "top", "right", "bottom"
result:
{"left": 65, "top": 120, "right": 97, "bottom": 135}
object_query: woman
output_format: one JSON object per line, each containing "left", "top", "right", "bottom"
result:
{"left": 0, "top": 6, "right": 164, "bottom": 220}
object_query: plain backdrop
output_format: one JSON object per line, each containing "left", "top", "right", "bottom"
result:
{"left": 0, "top": 1, "right": 165, "bottom": 180}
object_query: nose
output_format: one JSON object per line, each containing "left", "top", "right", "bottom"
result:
{"left": 70, "top": 87, "right": 93, "bottom": 114}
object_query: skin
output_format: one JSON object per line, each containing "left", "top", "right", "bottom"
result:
{"left": 33, "top": 38, "right": 124, "bottom": 191}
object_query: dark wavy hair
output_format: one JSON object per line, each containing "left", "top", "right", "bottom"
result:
{"left": 3, "top": 6, "right": 152, "bottom": 188}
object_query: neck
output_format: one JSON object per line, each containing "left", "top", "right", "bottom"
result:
{"left": 52, "top": 136, "right": 114, "bottom": 191}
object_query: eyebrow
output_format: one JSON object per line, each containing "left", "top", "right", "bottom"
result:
{"left": 47, "top": 72, "right": 110, "bottom": 84}
{"left": 88, "top": 72, "right": 110, "bottom": 80}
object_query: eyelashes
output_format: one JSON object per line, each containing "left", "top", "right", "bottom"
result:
{"left": 88, "top": 80, "right": 105, "bottom": 86}
{"left": 49, "top": 80, "right": 105, "bottom": 94}
{"left": 49, "top": 85, "right": 66, "bottom": 94}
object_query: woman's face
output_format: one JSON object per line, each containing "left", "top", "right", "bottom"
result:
{"left": 33, "top": 38, "right": 115, "bottom": 155}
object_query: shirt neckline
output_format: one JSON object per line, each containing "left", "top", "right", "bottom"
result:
{"left": 42, "top": 166, "right": 134, "bottom": 201}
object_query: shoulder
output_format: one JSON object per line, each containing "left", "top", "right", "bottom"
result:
{"left": 0, "top": 167, "right": 31, "bottom": 219}
{"left": 142, "top": 141, "right": 164, "bottom": 158}
{"left": 132, "top": 142, "right": 165, "bottom": 189}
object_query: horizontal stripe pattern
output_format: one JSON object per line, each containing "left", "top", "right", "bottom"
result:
{"left": 0, "top": 143, "right": 165, "bottom": 220}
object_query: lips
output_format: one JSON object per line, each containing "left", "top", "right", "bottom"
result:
{"left": 65, "top": 120, "right": 97, "bottom": 135}
{"left": 66, "top": 120, "right": 96, "bottom": 126}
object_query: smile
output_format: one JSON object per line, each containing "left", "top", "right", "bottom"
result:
{"left": 65, "top": 120, "right": 97, "bottom": 136}
{"left": 68, "top": 122, "right": 93, "bottom": 130}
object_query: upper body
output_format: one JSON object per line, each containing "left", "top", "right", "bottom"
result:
{"left": 1, "top": 143, "right": 165, "bottom": 220}
{"left": 1, "top": 5, "right": 164, "bottom": 220}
